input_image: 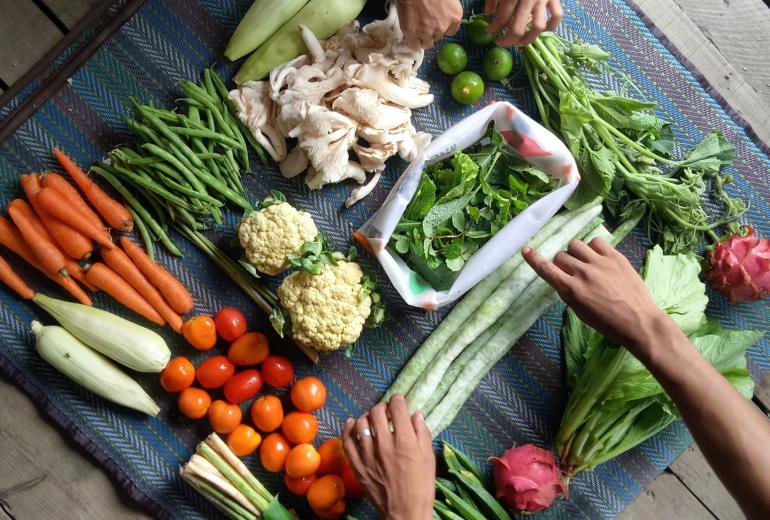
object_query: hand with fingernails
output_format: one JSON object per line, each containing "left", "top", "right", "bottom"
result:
{"left": 343, "top": 394, "right": 435, "bottom": 520}
{"left": 396, "top": 0, "right": 464, "bottom": 49}
{"left": 485, "top": 0, "right": 564, "bottom": 47}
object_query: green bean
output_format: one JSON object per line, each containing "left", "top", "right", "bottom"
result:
{"left": 188, "top": 105, "right": 200, "bottom": 123}
{"left": 157, "top": 175, "right": 224, "bottom": 207}
{"left": 164, "top": 126, "right": 242, "bottom": 148}
{"left": 208, "top": 69, "right": 231, "bottom": 102}
{"left": 177, "top": 97, "right": 205, "bottom": 108}
{"left": 141, "top": 143, "right": 208, "bottom": 194}
{"left": 239, "top": 120, "right": 268, "bottom": 165}
{"left": 127, "top": 206, "right": 154, "bottom": 261}
{"left": 127, "top": 119, "right": 167, "bottom": 148}
{"left": 144, "top": 192, "right": 169, "bottom": 233}
{"left": 126, "top": 152, "right": 222, "bottom": 166}
{"left": 203, "top": 68, "right": 218, "bottom": 99}
{"left": 92, "top": 165, "right": 181, "bottom": 256}
{"left": 181, "top": 81, "right": 235, "bottom": 138}
{"left": 225, "top": 108, "right": 250, "bottom": 169}
{"left": 108, "top": 163, "right": 194, "bottom": 210}
{"left": 137, "top": 106, "right": 205, "bottom": 170}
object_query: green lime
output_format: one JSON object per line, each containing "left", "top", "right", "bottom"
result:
{"left": 436, "top": 43, "right": 468, "bottom": 75}
{"left": 451, "top": 71, "right": 485, "bottom": 105}
{"left": 482, "top": 47, "right": 514, "bottom": 81}
{"left": 467, "top": 17, "right": 496, "bottom": 46}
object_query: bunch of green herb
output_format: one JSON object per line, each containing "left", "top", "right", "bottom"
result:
{"left": 521, "top": 34, "right": 747, "bottom": 253}
{"left": 391, "top": 125, "right": 555, "bottom": 290}
{"left": 558, "top": 246, "right": 761, "bottom": 475}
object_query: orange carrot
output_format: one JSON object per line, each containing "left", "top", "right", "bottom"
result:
{"left": 65, "top": 259, "right": 98, "bottom": 292}
{"left": 86, "top": 263, "right": 164, "bottom": 325}
{"left": 21, "top": 173, "right": 93, "bottom": 261}
{"left": 41, "top": 172, "right": 105, "bottom": 232}
{"left": 0, "top": 253, "right": 35, "bottom": 299}
{"left": 0, "top": 216, "right": 91, "bottom": 305}
{"left": 102, "top": 247, "right": 183, "bottom": 333}
{"left": 7, "top": 199, "right": 69, "bottom": 277}
{"left": 120, "top": 236, "right": 194, "bottom": 314}
{"left": 35, "top": 187, "right": 114, "bottom": 249}
{"left": 53, "top": 148, "right": 133, "bottom": 232}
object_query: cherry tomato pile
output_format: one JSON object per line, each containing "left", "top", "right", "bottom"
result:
{"left": 161, "top": 307, "right": 360, "bottom": 518}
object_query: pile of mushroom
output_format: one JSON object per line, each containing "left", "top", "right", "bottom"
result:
{"left": 229, "top": 3, "right": 433, "bottom": 206}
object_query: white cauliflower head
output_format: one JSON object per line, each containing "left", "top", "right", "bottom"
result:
{"left": 238, "top": 202, "right": 318, "bottom": 276}
{"left": 278, "top": 261, "right": 372, "bottom": 352}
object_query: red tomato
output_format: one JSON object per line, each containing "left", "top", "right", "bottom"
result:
{"left": 196, "top": 355, "right": 235, "bottom": 389}
{"left": 282, "top": 412, "right": 319, "bottom": 445}
{"left": 223, "top": 369, "right": 263, "bottom": 404}
{"left": 290, "top": 376, "right": 327, "bottom": 412}
{"left": 261, "top": 355, "right": 295, "bottom": 387}
{"left": 340, "top": 460, "right": 365, "bottom": 498}
{"left": 251, "top": 395, "right": 284, "bottom": 432}
{"left": 214, "top": 307, "right": 247, "bottom": 342}
{"left": 160, "top": 357, "right": 195, "bottom": 392}
{"left": 182, "top": 316, "right": 217, "bottom": 351}
{"left": 317, "top": 438, "right": 347, "bottom": 475}
{"left": 312, "top": 499, "right": 346, "bottom": 520}
{"left": 227, "top": 332, "right": 269, "bottom": 366}
{"left": 178, "top": 387, "right": 211, "bottom": 419}
{"left": 284, "top": 473, "right": 317, "bottom": 496}
{"left": 260, "top": 433, "right": 290, "bottom": 472}
{"left": 208, "top": 400, "right": 242, "bottom": 434}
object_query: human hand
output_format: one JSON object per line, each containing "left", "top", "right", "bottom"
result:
{"left": 522, "top": 237, "right": 669, "bottom": 355}
{"left": 396, "top": 0, "right": 463, "bottom": 49}
{"left": 342, "top": 394, "right": 436, "bottom": 520}
{"left": 485, "top": 0, "right": 564, "bottom": 47}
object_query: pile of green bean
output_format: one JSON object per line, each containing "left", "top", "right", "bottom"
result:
{"left": 90, "top": 69, "right": 282, "bottom": 332}
{"left": 93, "top": 69, "right": 264, "bottom": 259}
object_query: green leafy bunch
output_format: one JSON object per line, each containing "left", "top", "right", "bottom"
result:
{"left": 392, "top": 125, "right": 556, "bottom": 290}
{"left": 522, "top": 33, "right": 747, "bottom": 253}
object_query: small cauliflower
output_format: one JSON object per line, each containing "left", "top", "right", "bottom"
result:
{"left": 278, "top": 261, "right": 372, "bottom": 352}
{"left": 238, "top": 201, "right": 318, "bottom": 276}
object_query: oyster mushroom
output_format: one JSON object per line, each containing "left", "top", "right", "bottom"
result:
{"left": 228, "top": 81, "right": 286, "bottom": 162}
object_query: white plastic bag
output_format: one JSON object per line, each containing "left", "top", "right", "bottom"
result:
{"left": 355, "top": 102, "right": 580, "bottom": 310}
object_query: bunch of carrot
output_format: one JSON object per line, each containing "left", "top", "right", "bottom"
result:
{"left": 0, "top": 148, "right": 195, "bottom": 333}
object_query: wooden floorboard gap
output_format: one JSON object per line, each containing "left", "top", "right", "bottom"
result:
{"left": 30, "top": 0, "right": 69, "bottom": 33}
{"left": 668, "top": 468, "right": 722, "bottom": 519}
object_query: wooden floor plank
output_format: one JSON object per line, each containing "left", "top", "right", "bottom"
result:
{"left": 619, "top": 472, "right": 718, "bottom": 520}
{"left": 0, "top": 378, "right": 150, "bottom": 520}
{"left": 667, "top": 0, "right": 770, "bottom": 107}
{"left": 754, "top": 372, "right": 770, "bottom": 412}
{"left": 0, "top": 0, "right": 63, "bottom": 88}
{"left": 669, "top": 444, "right": 744, "bottom": 520}
{"left": 40, "top": 0, "right": 105, "bottom": 29}
{"left": 633, "top": 0, "right": 770, "bottom": 145}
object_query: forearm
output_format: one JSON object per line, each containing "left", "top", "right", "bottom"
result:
{"left": 634, "top": 315, "right": 770, "bottom": 518}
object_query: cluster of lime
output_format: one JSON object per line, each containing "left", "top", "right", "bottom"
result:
{"left": 437, "top": 17, "right": 514, "bottom": 105}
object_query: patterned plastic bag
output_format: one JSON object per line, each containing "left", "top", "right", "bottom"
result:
{"left": 356, "top": 102, "right": 580, "bottom": 309}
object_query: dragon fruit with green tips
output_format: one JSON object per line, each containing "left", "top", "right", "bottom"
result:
{"left": 706, "top": 228, "right": 770, "bottom": 302}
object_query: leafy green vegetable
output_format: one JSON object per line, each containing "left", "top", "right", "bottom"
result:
{"left": 392, "top": 125, "right": 556, "bottom": 290}
{"left": 558, "top": 246, "right": 762, "bottom": 474}
{"left": 522, "top": 34, "right": 747, "bottom": 253}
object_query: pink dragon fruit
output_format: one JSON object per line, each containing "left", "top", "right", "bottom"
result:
{"left": 706, "top": 228, "right": 770, "bottom": 303}
{"left": 491, "top": 444, "right": 567, "bottom": 514}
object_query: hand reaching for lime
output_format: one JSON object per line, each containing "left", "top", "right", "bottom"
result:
{"left": 437, "top": 43, "right": 468, "bottom": 75}
{"left": 451, "top": 71, "right": 485, "bottom": 105}
{"left": 467, "top": 16, "right": 496, "bottom": 46}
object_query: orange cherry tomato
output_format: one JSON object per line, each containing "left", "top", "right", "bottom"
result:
{"left": 208, "top": 400, "right": 242, "bottom": 434}
{"left": 307, "top": 475, "right": 345, "bottom": 511}
{"left": 196, "top": 355, "right": 235, "bottom": 389}
{"left": 227, "top": 424, "right": 262, "bottom": 457}
{"left": 284, "top": 473, "right": 317, "bottom": 496}
{"left": 290, "top": 376, "right": 327, "bottom": 412}
{"left": 160, "top": 356, "right": 195, "bottom": 392}
{"left": 340, "top": 459, "right": 365, "bottom": 498}
{"left": 317, "top": 438, "right": 347, "bottom": 475}
{"left": 214, "top": 307, "right": 247, "bottom": 342}
{"left": 261, "top": 355, "right": 294, "bottom": 387}
{"left": 223, "top": 369, "right": 263, "bottom": 404}
{"left": 285, "top": 443, "right": 321, "bottom": 478}
{"left": 312, "top": 499, "right": 346, "bottom": 520}
{"left": 260, "top": 432, "right": 291, "bottom": 472}
{"left": 281, "top": 411, "right": 318, "bottom": 445}
{"left": 182, "top": 315, "right": 217, "bottom": 350}
{"left": 178, "top": 387, "right": 211, "bottom": 419}
{"left": 227, "top": 332, "right": 270, "bottom": 366}
{"left": 251, "top": 395, "right": 284, "bottom": 432}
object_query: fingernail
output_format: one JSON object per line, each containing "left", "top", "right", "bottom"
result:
{"left": 522, "top": 246, "right": 532, "bottom": 254}
{"left": 414, "top": 411, "right": 424, "bottom": 422}
{"left": 345, "top": 417, "right": 354, "bottom": 426}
